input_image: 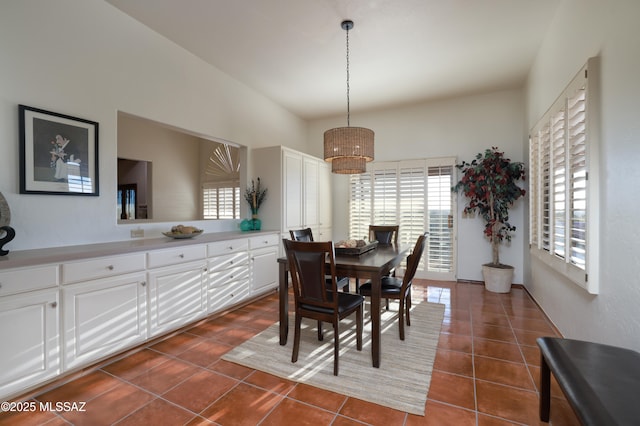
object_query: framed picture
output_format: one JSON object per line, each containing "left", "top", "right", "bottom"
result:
{"left": 19, "top": 105, "right": 99, "bottom": 196}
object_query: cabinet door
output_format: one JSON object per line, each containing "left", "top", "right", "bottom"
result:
{"left": 303, "top": 156, "right": 319, "bottom": 229}
{"left": 0, "top": 289, "right": 60, "bottom": 399}
{"left": 63, "top": 273, "right": 147, "bottom": 370}
{"left": 318, "top": 161, "right": 332, "bottom": 231}
{"left": 251, "top": 246, "right": 278, "bottom": 295}
{"left": 283, "top": 149, "right": 303, "bottom": 230}
{"left": 148, "top": 261, "right": 206, "bottom": 336}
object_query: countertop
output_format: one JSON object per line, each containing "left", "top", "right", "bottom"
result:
{"left": 0, "top": 230, "right": 279, "bottom": 269}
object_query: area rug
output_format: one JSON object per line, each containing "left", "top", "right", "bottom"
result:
{"left": 222, "top": 301, "right": 445, "bottom": 415}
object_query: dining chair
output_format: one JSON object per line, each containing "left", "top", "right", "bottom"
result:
{"left": 283, "top": 239, "right": 364, "bottom": 375}
{"left": 289, "top": 228, "right": 351, "bottom": 292}
{"left": 358, "top": 232, "right": 427, "bottom": 340}
{"left": 358, "top": 225, "right": 400, "bottom": 297}
{"left": 368, "top": 225, "right": 399, "bottom": 245}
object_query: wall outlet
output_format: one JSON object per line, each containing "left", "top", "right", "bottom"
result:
{"left": 130, "top": 229, "right": 144, "bottom": 238}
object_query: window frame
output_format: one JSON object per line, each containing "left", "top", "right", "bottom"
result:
{"left": 529, "top": 58, "right": 600, "bottom": 294}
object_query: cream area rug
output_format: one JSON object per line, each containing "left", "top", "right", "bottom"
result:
{"left": 222, "top": 301, "right": 445, "bottom": 415}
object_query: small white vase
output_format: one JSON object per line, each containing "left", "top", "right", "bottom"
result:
{"left": 482, "top": 264, "right": 514, "bottom": 293}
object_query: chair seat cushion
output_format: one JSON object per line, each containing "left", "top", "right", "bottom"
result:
{"left": 359, "top": 276, "right": 407, "bottom": 296}
{"left": 301, "top": 292, "right": 364, "bottom": 315}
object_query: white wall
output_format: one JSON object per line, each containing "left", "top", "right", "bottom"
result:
{"left": 525, "top": 0, "right": 640, "bottom": 350}
{"left": 308, "top": 89, "right": 527, "bottom": 283}
{"left": 0, "top": 0, "right": 307, "bottom": 251}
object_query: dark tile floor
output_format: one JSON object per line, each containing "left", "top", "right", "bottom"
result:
{"left": 0, "top": 280, "right": 580, "bottom": 425}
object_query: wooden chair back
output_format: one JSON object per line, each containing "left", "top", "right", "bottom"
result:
{"left": 369, "top": 225, "right": 399, "bottom": 245}
{"left": 402, "top": 232, "right": 428, "bottom": 291}
{"left": 283, "top": 239, "right": 339, "bottom": 310}
{"left": 289, "top": 228, "right": 314, "bottom": 242}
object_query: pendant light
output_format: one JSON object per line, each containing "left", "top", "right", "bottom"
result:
{"left": 323, "top": 20, "right": 374, "bottom": 174}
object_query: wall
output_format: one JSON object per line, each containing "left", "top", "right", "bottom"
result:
{"left": 525, "top": 0, "right": 640, "bottom": 350}
{"left": 0, "top": 0, "right": 307, "bottom": 251}
{"left": 308, "top": 89, "right": 526, "bottom": 283}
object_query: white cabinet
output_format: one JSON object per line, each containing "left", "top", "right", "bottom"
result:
{"left": 62, "top": 272, "right": 147, "bottom": 370}
{"left": 207, "top": 252, "right": 250, "bottom": 313}
{"left": 0, "top": 288, "right": 60, "bottom": 399}
{"left": 303, "top": 155, "right": 319, "bottom": 231}
{"left": 249, "top": 234, "right": 279, "bottom": 295}
{"left": 317, "top": 161, "right": 333, "bottom": 241}
{"left": 283, "top": 149, "right": 303, "bottom": 230}
{"left": 253, "top": 146, "right": 333, "bottom": 247}
{"left": 148, "top": 261, "right": 207, "bottom": 337}
{"left": 0, "top": 233, "right": 277, "bottom": 399}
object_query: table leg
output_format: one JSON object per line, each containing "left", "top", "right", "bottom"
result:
{"left": 371, "top": 273, "right": 381, "bottom": 368}
{"left": 540, "top": 353, "right": 551, "bottom": 421}
{"left": 279, "top": 261, "right": 289, "bottom": 345}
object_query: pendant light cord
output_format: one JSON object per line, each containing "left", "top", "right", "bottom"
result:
{"left": 345, "top": 23, "right": 350, "bottom": 127}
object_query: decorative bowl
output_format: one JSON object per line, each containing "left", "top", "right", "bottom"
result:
{"left": 162, "top": 230, "right": 203, "bottom": 239}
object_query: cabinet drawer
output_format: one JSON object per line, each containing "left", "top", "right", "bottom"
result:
{"left": 0, "top": 264, "right": 59, "bottom": 296}
{"left": 147, "top": 245, "right": 206, "bottom": 269}
{"left": 249, "top": 233, "right": 279, "bottom": 249}
{"left": 208, "top": 280, "right": 250, "bottom": 313}
{"left": 209, "top": 265, "right": 249, "bottom": 287}
{"left": 207, "top": 239, "right": 249, "bottom": 257}
{"left": 62, "top": 254, "right": 145, "bottom": 284}
{"left": 207, "top": 252, "right": 248, "bottom": 273}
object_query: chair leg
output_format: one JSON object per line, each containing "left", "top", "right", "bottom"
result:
{"left": 292, "top": 314, "right": 302, "bottom": 363}
{"left": 356, "top": 305, "right": 363, "bottom": 351}
{"left": 317, "top": 320, "right": 323, "bottom": 341}
{"left": 406, "top": 290, "right": 411, "bottom": 327}
{"left": 385, "top": 298, "right": 389, "bottom": 310}
{"left": 398, "top": 297, "right": 405, "bottom": 340}
{"left": 333, "top": 321, "right": 339, "bottom": 376}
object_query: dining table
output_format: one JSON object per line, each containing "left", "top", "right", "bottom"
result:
{"left": 277, "top": 243, "right": 411, "bottom": 368}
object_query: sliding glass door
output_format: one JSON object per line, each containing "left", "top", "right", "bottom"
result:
{"left": 349, "top": 158, "right": 456, "bottom": 280}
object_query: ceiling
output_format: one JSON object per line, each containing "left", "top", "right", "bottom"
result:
{"left": 105, "top": 0, "right": 561, "bottom": 120}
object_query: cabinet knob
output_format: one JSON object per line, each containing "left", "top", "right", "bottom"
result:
{"left": 230, "top": 275, "right": 234, "bottom": 279}
{"left": 228, "top": 246, "right": 233, "bottom": 250}
{"left": 229, "top": 260, "right": 234, "bottom": 265}
{"left": 141, "top": 281, "right": 147, "bottom": 287}
{"left": 107, "top": 265, "right": 114, "bottom": 270}
{"left": 179, "top": 254, "right": 184, "bottom": 258}
{"left": 50, "top": 301, "right": 57, "bottom": 308}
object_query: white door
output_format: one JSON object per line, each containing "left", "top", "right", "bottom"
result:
{"left": 148, "top": 261, "right": 206, "bottom": 336}
{"left": 283, "top": 149, "right": 303, "bottom": 230}
{"left": 63, "top": 273, "right": 147, "bottom": 369}
{"left": 0, "top": 289, "right": 60, "bottom": 398}
{"left": 250, "top": 246, "right": 278, "bottom": 294}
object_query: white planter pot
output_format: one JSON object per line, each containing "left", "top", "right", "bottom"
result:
{"left": 482, "top": 264, "right": 514, "bottom": 293}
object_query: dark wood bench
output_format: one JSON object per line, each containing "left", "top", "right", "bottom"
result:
{"left": 537, "top": 337, "right": 640, "bottom": 425}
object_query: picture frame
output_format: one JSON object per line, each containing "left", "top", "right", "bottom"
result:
{"left": 19, "top": 105, "right": 99, "bottom": 196}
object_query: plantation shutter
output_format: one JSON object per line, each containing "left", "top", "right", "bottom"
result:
{"left": 529, "top": 135, "right": 539, "bottom": 247}
{"left": 551, "top": 109, "right": 566, "bottom": 258}
{"left": 540, "top": 122, "right": 551, "bottom": 252}
{"left": 426, "top": 164, "right": 454, "bottom": 274}
{"left": 202, "top": 186, "right": 217, "bottom": 219}
{"left": 349, "top": 173, "right": 372, "bottom": 241}
{"left": 568, "top": 85, "right": 587, "bottom": 268}
{"left": 372, "top": 166, "right": 398, "bottom": 226}
{"left": 398, "top": 163, "right": 425, "bottom": 243}
{"left": 528, "top": 58, "right": 597, "bottom": 293}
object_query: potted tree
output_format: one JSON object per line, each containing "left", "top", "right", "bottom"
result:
{"left": 452, "top": 147, "right": 526, "bottom": 293}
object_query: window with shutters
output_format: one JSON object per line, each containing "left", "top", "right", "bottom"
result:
{"left": 202, "top": 183, "right": 240, "bottom": 219}
{"left": 529, "top": 58, "right": 599, "bottom": 294}
{"left": 349, "top": 158, "right": 456, "bottom": 280}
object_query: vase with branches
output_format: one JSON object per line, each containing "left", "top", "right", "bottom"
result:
{"left": 244, "top": 178, "right": 267, "bottom": 230}
{"left": 452, "top": 147, "right": 526, "bottom": 291}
